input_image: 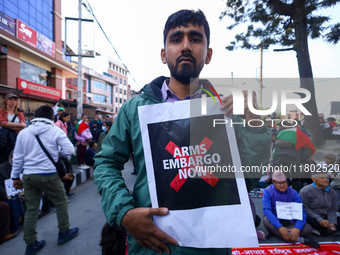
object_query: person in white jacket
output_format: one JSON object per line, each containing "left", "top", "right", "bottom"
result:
{"left": 12, "top": 105, "right": 78, "bottom": 255}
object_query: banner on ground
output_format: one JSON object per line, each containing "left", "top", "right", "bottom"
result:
{"left": 232, "top": 242, "right": 340, "bottom": 254}
{"left": 138, "top": 98, "right": 257, "bottom": 248}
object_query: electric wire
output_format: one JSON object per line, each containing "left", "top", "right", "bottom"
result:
{"left": 82, "top": 0, "right": 141, "bottom": 88}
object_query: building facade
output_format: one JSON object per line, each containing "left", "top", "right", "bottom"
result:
{"left": 0, "top": 0, "right": 77, "bottom": 112}
{"left": 82, "top": 55, "right": 130, "bottom": 116}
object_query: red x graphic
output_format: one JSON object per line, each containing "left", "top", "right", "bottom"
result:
{"left": 165, "top": 137, "right": 220, "bottom": 192}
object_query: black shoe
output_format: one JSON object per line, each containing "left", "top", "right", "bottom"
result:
{"left": 58, "top": 227, "right": 79, "bottom": 244}
{"left": 45, "top": 207, "right": 56, "bottom": 214}
{"left": 25, "top": 240, "right": 46, "bottom": 255}
{"left": 303, "top": 238, "right": 320, "bottom": 249}
{"left": 131, "top": 170, "right": 137, "bottom": 175}
{"left": 67, "top": 192, "right": 77, "bottom": 198}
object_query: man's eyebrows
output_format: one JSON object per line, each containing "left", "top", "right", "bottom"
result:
{"left": 168, "top": 30, "right": 204, "bottom": 40}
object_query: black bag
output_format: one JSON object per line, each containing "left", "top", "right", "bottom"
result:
{"left": 0, "top": 114, "right": 18, "bottom": 150}
{"left": 35, "top": 135, "right": 67, "bottom": 178}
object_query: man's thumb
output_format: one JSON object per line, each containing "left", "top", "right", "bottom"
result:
{"left": 150, "top": 207, "right": 169, "bottom": 216}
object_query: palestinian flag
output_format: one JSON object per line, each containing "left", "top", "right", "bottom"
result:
{"left": 75, "top": 120, "right": 89, "bottom": 135}
{"left": 276, "top": 128, "right": 315, "bottom": 155}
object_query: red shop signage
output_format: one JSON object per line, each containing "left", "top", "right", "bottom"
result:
{"left": 16, "top": 19, "right": 55, "bottom": 58}
{"left": 16, "top": 19, "right": 37, "bottom": 47}
{"left": 17, "top": 78, "right": 61, "bottom": 101}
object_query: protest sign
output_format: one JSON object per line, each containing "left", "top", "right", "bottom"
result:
{"left": 276, "top": 201, "right": 303, "bottom": 220}
{"left": 5, "top": 178, "right": 24, "bottom": 199}
{"left": 138, "top": 97, "right": 257, "bottom": 248}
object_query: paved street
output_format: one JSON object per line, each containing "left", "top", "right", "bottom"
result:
{"left": 0, "top": 161, "right": 137, "bottom": 255}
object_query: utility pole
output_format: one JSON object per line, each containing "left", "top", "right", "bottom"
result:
{"left": 259, "top": 45, "right": 263, "bottom": 108}
{"left": 231, "top": 71, "right": 233, "bottom": 86}
{"left": 77, "top": 0, "right": 83, "bottom": 119}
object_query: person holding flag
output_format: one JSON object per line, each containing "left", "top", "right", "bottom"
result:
{"left": 274, "top": 122, "right": 315, "bottom": 192}
{"left": 74, "top": 114, "right": 92, "bottom": 169}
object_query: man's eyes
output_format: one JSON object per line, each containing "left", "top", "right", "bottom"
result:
{"left": 171, "top": 37, "right": 202, "bottom": 43}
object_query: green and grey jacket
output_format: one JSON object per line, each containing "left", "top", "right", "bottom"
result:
{"left": 94, "top": 76, "right": 272, "bottom": 255}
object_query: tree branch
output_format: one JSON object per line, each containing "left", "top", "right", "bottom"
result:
{"left": 273, "top": 47, "right": 295, "bottom": 51}
{"left": 268, "top": 0, "right": 293, "bottom": 16}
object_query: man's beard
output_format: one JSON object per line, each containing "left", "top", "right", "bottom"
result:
{"left": 169, "top": 55, "right": 201, "bottom": 85}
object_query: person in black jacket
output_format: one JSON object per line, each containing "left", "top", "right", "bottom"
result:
{"left": 85, "top": 140, "right": 97, "bottom": 167}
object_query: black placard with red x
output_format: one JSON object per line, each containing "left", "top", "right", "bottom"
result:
{"left": 147, "top": 114, "right": 241, "bottom": 210}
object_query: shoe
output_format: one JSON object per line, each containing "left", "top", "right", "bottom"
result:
{"left": 45, "top": 207, "right": 56, "bottom": 214}
{"left": 0, "top": 230, "right": 20, "bottom": 244}
{"left": 303, "top": 238, "right": 320, "bottom": 249}
{"left": 312, "top": 229, "right": 321, "bottom": 236}
{"left": 67, "top": 192, "right": 77, "bottom": 198}
{"left": 78, "top": 164, "right": 86, "bottom": 169}
{"left": 25, "top": 240, "right": 46, "bottom": 255}
{"left": 58, "top": 227, "right": 79, "bottom": 244}
{"left": 256, "top": 230, "right": 265, "bottom": 240}
{"left": 131, "top": 170, "right": 137, "bottom": 175}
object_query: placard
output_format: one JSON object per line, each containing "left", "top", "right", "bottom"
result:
{"left": 138, "top": 98, "right": 257, "bottom": 248}
{"left": 276, "top": 201, "right": 303, "bottom": 221}
{"left": 5, "top": 178, "right": 24, "bottom": 199}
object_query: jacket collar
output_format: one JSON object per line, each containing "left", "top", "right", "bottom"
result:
{"left": 141, "top": 76, "right": 218, "bottom": 103}
{"left": 30, "top": 118, "right": 55, "bottom": 126}
{"left": 312, "top": 182, "right": 330, "bottom": 191}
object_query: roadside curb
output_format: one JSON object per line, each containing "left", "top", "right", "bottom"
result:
{"left": 70, "top": 166, "right": 93, "bottom": 191}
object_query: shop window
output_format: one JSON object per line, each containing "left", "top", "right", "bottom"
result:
{"left": 20, "top": 61, "right": 50, "bottom": 86}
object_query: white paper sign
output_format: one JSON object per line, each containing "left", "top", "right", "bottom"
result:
{"left": 5, "top": 178, "right": 24, "bottom": 197}
{"left": 332, "top": 129, "right": 340, "bottom": 135}
{"left": 276, "top": 201, "right": 303, "bottom": 220}
{"left": 138, "top": 98, "right": 258, "bottom": 248}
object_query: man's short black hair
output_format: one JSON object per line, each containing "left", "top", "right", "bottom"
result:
{"left": 163, "top": 9, "right": 210, "bottom": 47}
{"left": 35, "top": 105, "right": 54, "bottom": 120}
{"left": 89, "top": 140, "right": 96, "bottom": 148}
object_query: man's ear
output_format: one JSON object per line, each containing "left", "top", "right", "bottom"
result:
{"left": 161, "top": 49, "right": 167, "bottom": 64}
{"left": 205, "top": 48, "right": 212, "bottom": 64}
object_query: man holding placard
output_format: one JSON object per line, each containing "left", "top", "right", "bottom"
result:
{"left": 262, "top": 171, "right": 319, "bottom": 248}
{"left": 94, "top": 9, "right": 271, "bottom": 255}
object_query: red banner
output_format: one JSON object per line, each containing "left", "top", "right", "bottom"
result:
{"left": 16, "top": 19, "right": 55, "bottom": 58}
{"left": 17, "top": 78, "right": 61, "bottom": 101}
{"left": 232, "top": 242, "right": 340, "bottom": 255}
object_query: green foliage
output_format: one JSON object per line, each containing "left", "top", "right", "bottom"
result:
{"left": 220, "top": 0, "right": 340, "bottom": 51}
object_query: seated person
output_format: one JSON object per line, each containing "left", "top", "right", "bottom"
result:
{"left": 317, "top": 153, "right": 338, "bottom": 179}
{"left": 299, "top": 173, "right": 339, "bottom": 236}
{"left": 263, "top": 171, "right": 319, "bottom": 248}
{"left": 85, "top": 140, "right": 97, "bottom": 167}
{"left": 0, "top": 201, "right": 20, "bottom": 244}
{"left": 330, "top": 174, "right": 340, "bottom": 211}
{"left": 61, "top": 156, "right": 76, "bottom": 198}
{"left": 0, "top": 152, "right": 13, "bottom": 201}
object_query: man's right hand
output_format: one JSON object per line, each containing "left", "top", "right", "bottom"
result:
{"left": 121, "top": 207, "right": 178, "bottom": 254}
{"left": 278, "top": 226, "right": 291, "bottom": 241}
{"left": 319, "top": 219, "right": 330, "bottom": 228}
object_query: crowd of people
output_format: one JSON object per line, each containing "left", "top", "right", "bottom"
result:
{"left": 0, "top": 94, "right": 114, "bottom": 254}
{"left": 0, "top": 8, "right": 340, "bottom": 255}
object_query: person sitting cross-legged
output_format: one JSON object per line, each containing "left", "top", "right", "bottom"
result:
{"left": 263, "top": 171, "right": 319, "bottom": 248}
{"left": 299, "top": 173, "right": 339, "bottom": 237}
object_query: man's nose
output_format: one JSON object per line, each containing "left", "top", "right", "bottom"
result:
{"left": 181, "top": 37, "right": 192, "bottom": 53}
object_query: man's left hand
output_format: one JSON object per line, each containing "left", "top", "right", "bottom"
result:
{"left": 289, "top": 228, "right": 300, "bottom": 242}
{"left": 220, "top": 90, "right": 262, "bottom": 126}
{"left": 13, "top": 179, "right": 23, "bottom": 189}
{"left": 327, "top": 223, "right": 337, "bottom": 232}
